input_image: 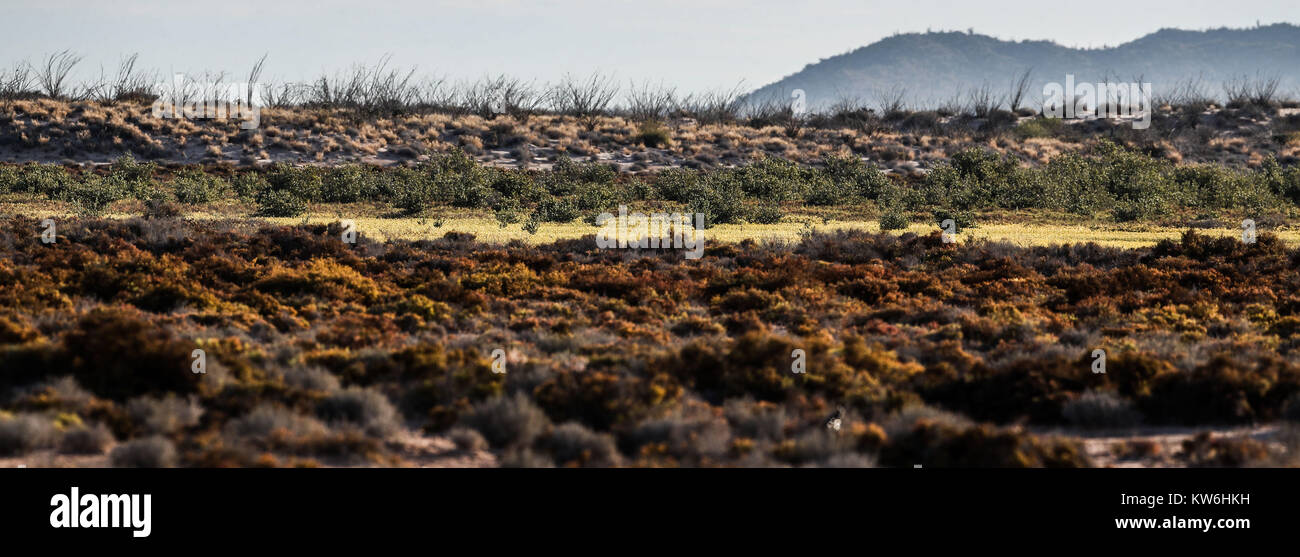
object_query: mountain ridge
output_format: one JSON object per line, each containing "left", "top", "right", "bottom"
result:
{"left": 749, "top": 24, "right": 1300, "bottom": 110}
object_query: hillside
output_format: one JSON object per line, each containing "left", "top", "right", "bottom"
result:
{"left": 749, "top": 24, "right": 1300, "bottom": 110}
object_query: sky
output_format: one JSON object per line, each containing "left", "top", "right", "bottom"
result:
{"left": 5, "top": 0, "right": 1300, "bottom": 95}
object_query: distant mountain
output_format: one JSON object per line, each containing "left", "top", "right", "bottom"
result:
{"left": 748, "top": 24, "right": 1300, "bottom": 111}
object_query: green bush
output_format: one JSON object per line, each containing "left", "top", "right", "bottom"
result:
{"left": 879, "top": 206, "right": 909, "bottom": 230}
{"left": 821, "top": 153, "right": 891, "bottom": 200}
{"left": 532, "top": 197, "right": 581, "bottom": 223}
{"left": 21, "top": 164, "right": 75, "bottom": 198}
{"left": 266, "top": 163, "right": 322, "bottom": 202}
{"left": 688, "top": 173, "right": 746, "bottom": 227}
{"left": 230, "top": 172, "right": 268, "bottom": 201}
{"left": 256, "top": 188, "right": 309, "bottom": 217}
{"left": 0, "top": 165, "right": 18, "bottom": 194}
{"left": 109, "top": 155, "right": 158, "bottom": 199}
{"left": 67, "top": 175, "right": 129, "bottom": 215}
{"left": 803, "top": 174, "right": 853, "bottom": 206}
{"left": 736, "top": 156, "right": 805, "bottom": 202}
{"left": 653, "top": 168, "right": 701, "bottom": 202}
{"left": 321, "top": 164, "right": 375, "bottom": 203}
{"left": 171, "top": 168, "right": 227, "bottom": 204}
{"left": 635, "top": 121, "right": 672, "bottom": 148}
{"left": 934, "top": 208, "right": 976, "bottom": 229}
{"left": 748, "top": 203, "right": 784, "bottom": 224}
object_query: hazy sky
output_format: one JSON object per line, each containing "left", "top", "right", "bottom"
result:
{"left": 6, "top": 0, "right": 1300, "bottom": 94}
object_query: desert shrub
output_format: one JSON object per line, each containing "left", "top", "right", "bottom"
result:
{"left": 18, "top": 164, "right": 75, "bottom": 197}
{"left": 108, "top": 154, "right": 158, "bottom": 198}
{"left": 803, "top": 174, "right": 853, "bottom": 206}
{"left": 881, "top": 420, "right": 1088, "bottom": 467}
{"left": 1178, "top": 432, "right": 1271, "bottom": 467}
{"left": 62, "top": 307, "right": 200, "bottom": 401}
{"left": 723, "top": 398, "right": 787, "bottom": 441}
{"left": 1042, "top": 152, "right": 1112, "bottom": 217}
{"left": 230, "top": 172, "right": 268, "bottom": 201}
{"left": 688, "top": 173, "right": 746, "bottom": 227}
{"left": 532, "top": 197, "right": 581, "bottom": 223}
{"left": 747, "top": 203, "right": 783, "bottom": 224}
{"left": 315, "top": 387, "right": 401, "bottom": 437}
{"left": 635, "top": 120, "right": 672, "bottom": 147}
{"left": 225, "top": 405, "right": 329, "bottom": 440}
{"left": 736, "top": 156, "right": 805, "bottom": 202}
{"left": 573, "top": 180, "right": 618, "bottom": 212}
{"left": 1091, "top": 141, "right": 1179, "bottom": 221}
{"left": 59, "top": 423, "right": 114, "bottom": 454}
{"left": 821, "top": 152, "right": 891, "bottom": 200}
{"left": 279, "top": 365, "right": 341, "bottom": 393}
{"left": 774, "top": 429, "right": 842, "bottom": 465}
{"left": 923, "top": 148, "right": 1039, "bottom": 210}
{"left": 65, "top": 175, "right": 129, "bottom": 215}
{"left": 170, "top": 168, "right": 227, "bottom": 204}
{"left": 1260, "top": 156, "right": 1300, "bottom": 204}
{"left": 933, "top": 207, "right": 976, "bottom": 229}
{"left": 126, "top": 395, "right": 204, "bottom": 435}
{"left": 447, "top": 427, "right": 488, "bottom": 452}
{"left": 540, "top": 422, "right": 621, "bottom": 466}
{"left": 653, "top": 168, "right": 700, "bottom": 202}
{"left": 553, "top": 155, "right": 617, "bottom": 185}
{"left": 265, "top": 163, "right": 322, "bottom": 201}
{"left": 817, "top": 452, "right": 876, "bottom": 468}
{"left": 488, "top": 170, "right": 538, "bottom": 201}
{"left": 256, "top": 188, "right": 309, "bottom": 217}
{"left": 623, "top": 411, "right": 731, "bottom": 462}
{"left": 142, "top": 196, "right": 182, "bottom": 219}
{"left": 1283, "top": 392, "right": 1300, "bottom": 423}
{"left": 458, "top": 393, "right": 551, "bottom": 448}
{"left": 1061, "top": 390, "right": 1141, "bottom": 429}
{"left": 320, "top": 164, "right": 375, "bottom": 203}
{"left": 0, "top": 165, "right": 17, "bottom": 193}
{"left": 1175, "top": 164, "right": 1277, "bottom": 212}
{"left": 109, "top": 436, "right": 177, "bottom": 468}
{"left": 879, "top": 206, "right": 909, "bottom": 230}
{"left": 0, "top": 413, "right": 58, "bottom": 456}
{"left": 499, "top": 448, "right": 556, "bottom": 468}
{"left": 1013, "top": 117, "right": 1063, "bottom": 139}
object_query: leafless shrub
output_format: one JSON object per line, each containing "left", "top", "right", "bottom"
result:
{"left": 32, "top": 50, "right": 83, "bottom": 99}
{"left": 308, "top": 56, "right": 419, "bottom": 116}
{"left": 1155, "top": 75, "right": 1212, "bottom": 109}
{"left": 677, "top": 82, "right": 746, "bottom": 124}
{"left": 245, "top": 53, "right": 267, "bottom": 106}
{"left": 0, "top": 62, "right": 34, "bottom": 103}
{"left": 625, "top": 80, "right": 677, "bottom": 122}
{"left": 1223, "top": 75, "right": 1252, "bottom": 108}
{"left": 1250, "top": 74, "right": 1282, "bottom": 107}
{"left": 85, "top": 53, "right": 154, "bottom": 103}
{"left": 968, "top": 82, "right": 1004, "bottom": 118}
{"left": 875, "top": 84, "right": 908, "bottom": 117}
{"left": 549, "top": 71, "right": 619, "bottom": 130}
{"left": 1008, "top": 68, "right": 1033, "bottom": 112}
{"left": 260, "top": 80, "right": 305, "bottom": 109}
{"left": 826, "top": 96, "right": 880, "bottom": 133}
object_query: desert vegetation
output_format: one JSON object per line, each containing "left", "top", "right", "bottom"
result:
{"left": 0, "top": 217, "right": 1299, "bottom": 467}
